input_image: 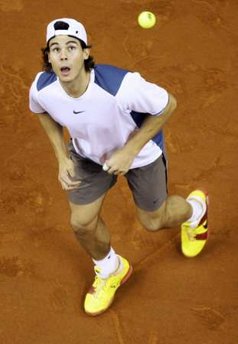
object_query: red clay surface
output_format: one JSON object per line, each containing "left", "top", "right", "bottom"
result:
{"left": 0, "top": 1, "right": 238, "bottom": 343}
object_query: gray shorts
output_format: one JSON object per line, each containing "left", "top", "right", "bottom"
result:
{"left": 67, "top": 141, "right": 168, "bottom": 211}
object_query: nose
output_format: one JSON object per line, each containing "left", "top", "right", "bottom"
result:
{"left": 60, "top": 49, "right": 68, "bottom": 60}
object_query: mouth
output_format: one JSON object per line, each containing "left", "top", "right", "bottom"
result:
{"left": 60, "top": 66, "right": 71, "bottom": 76}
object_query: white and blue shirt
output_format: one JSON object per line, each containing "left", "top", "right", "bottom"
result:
{"left": 29, "top": 64, "right": 169, "bottom": 168}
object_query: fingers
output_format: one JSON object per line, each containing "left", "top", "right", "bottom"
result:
{"left": 108, "top": 169, "right": 127, "bottom": 175}
{"left": 102, "top": 163, "right": 127, "bottom": 175}
{"left": 60, "top": 180, "right": 81, "bottom": 191}
{"left": 67, "top": 165, "right": 76, "bottom": 179}
{"left": 60, "top": 181, "right": 81, "bottom": 191}
{"left": 114, "top": 170, "right": 127, "bottom": 176}
{"left": 58, "top": 158, "right": 81, "bottom": 190}
{"left": 59, "top": 172, "right": 81, "bottom": 190}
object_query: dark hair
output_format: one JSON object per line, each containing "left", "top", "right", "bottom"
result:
{"left": 41, "top": 38, "right": 95, "bottom": 72}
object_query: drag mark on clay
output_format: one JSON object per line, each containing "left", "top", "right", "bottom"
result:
{"left": 49, "top": 284, "right": 68, "bottom": 312}
{"left": 148, "top": 331, "right": 158, "bottom": 344}
{"left": 191, "top": 306, "right": 225, "bottom": 330}
{"left": 110, "top": 310, "right": 126, "bottom": 344}
{"left": 191, "top": 0, "right": 215, "bottom": 11}
{"left": 191, "top": 0, "right": 228, "bottom": 31}
{"left": 136, "top": 235, "right": 177, "bottom": 270}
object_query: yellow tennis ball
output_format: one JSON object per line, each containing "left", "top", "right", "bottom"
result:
{"left": 138, "top": 11, "right": 156, "bottom": 29}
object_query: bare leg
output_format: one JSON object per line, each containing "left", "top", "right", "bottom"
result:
{"left": 136, "top": 195, "right": 192, "bottom": 231}
{"left": 69, "top": 194, "right": 110, "bottom": 260}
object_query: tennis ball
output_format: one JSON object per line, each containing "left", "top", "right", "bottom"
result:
{"left": 138, "top": 11, "right": 156, "bottom": 29}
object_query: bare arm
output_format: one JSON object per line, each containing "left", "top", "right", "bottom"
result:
{"left": 37, "top": 113, "right": 80, "bottom": 190}
{"left": 38, "top": 113, "right": 68, "bottom": 163}
{"left": 105, "top": 94, "right": 177, "bottom": 174}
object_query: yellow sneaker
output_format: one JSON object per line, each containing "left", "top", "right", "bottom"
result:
{"left": 181, "top": 190, "right": 209, "bottom": 258}
{"left": 84, "top": 256, "right": 133, "bottom": 316}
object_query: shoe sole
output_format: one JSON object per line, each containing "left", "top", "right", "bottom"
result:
{"left": 85, "top": 264, "right": 133, "bottom": 316}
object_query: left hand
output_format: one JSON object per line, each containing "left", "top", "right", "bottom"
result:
{"left": 103, "top": 148, "right": 135, "bottom": 175}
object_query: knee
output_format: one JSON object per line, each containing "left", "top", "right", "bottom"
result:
{"left": 137, "top": 212, "right": 163, "bottom": 232}
{"left": 144, "top": 220, "right": 161, "bottom": 232}
{"left": 70, "top": 212, "right": 97, "bottom": 236}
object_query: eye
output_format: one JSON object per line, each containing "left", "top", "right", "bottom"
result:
{"left": 51, "top": 47, "right": 60, "bottom": 53}
{"left": 68, "top": 45, "right": 76, "bottom": 51}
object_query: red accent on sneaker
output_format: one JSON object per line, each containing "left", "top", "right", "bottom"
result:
{"left": 195, "top": 231, "right": 208, "bottom": 240}
{"left": 88, "top": 286, "right": 96, "bottom": 294}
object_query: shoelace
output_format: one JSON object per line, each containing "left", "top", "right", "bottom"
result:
{"left": 92, "top": 275, "right": 110, "bottom": 298}
{"left": 92, "top": 258, "right": 122, "bottom": 296}
{"left": 186, "top": 227, "right": 197, "bottom": 241}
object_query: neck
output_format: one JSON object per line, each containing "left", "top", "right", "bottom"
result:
{"left": 60, "top": 69, "right": 90, "bottom": 98}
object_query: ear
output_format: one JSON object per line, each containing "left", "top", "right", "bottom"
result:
{"left": 83, "top": 48, "right": 90, "bottom": 60}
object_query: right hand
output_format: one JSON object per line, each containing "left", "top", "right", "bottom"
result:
{"left": 58, "top": 157, "right": 81, "bottom": 191}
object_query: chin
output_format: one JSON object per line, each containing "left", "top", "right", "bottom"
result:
{"left": 59, "top": 75, "right": 73, "bottom": 83}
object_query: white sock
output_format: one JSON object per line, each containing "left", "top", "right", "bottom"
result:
{"left": 92, "top": 247, "right": 120, "bottom": 278}
{"left": 187, "top": 197, "right": 206, "bottom": 228}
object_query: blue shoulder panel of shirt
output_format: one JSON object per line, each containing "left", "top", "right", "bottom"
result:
{"left": 94, "top": 64, "right": 128, "bottom": 96}
{"left": 36, "top": 72, "right": 57, "bottom": 91}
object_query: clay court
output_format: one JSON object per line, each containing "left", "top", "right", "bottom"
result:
{"left": 0, "top": 0, "right": 238, "bottom": 343}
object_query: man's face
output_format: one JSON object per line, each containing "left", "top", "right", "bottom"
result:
{"left": 48, "top": 35, "right": 89, "bottom": 82}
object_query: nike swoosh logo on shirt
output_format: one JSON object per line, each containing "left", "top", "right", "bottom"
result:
{"left": 73, "top": 110, "right": 85, "bottom": 114}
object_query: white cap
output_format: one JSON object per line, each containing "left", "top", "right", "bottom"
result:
{"left": 46, "top": 18, "right": 87, "bottom": 44}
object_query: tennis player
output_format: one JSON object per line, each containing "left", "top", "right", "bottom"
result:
{"left": 29, "top": 18, "right": 209, "bottom": 316}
